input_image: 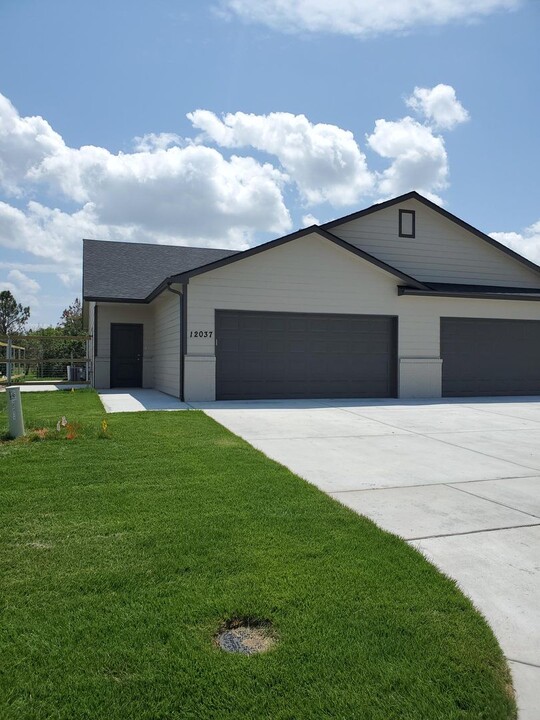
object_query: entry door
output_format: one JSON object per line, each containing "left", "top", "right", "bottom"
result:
{"left": 110, "top": 323, "right": 143, "bottom": 387}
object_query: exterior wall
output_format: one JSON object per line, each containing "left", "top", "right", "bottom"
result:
{"left": 93, "top": 303, "right": 154, "bottom": 389}
{"left": 152, "top": 290, "right": 181, "bottom": 397}
{"left": 86, "top": 301, "right": 96, "bottom": 386}
{"left": 183, "top": 232, "right": 540, "bottom": 401}
{"left": 330, "top": 199, "right": 540, "bottom": 288}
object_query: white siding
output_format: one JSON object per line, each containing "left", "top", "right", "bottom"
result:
{"left": 330, "top": 199, "right": 540, "bottom": 288}
{"left": 152, "top": 290, "right": 181, "bottom": 397}
{"left": 93, "top": 303, "right": 154, "bottom": 389}
{"left": 183, "top": 232, "right": 540, "bottom": 401}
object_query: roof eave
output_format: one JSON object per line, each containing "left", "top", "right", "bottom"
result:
{"left": 398, "top": 287, "right": 540, "bottom": 302}
{"left": 83, "top": 295, "right": 149, "bottom": 303}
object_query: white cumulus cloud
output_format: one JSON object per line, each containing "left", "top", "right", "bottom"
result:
{"left": 0, "top": 94, "right": 65, "bottom": 196}
{"left": 490, "top": 221, "right": 540, "bottom": 265}
{"left": 406, "top": 84, "right": 470, "bottom": 130}
{"left": 301, "top": 213, "right": 320, "bottom": 226}
{"left": 367, "top": 117, "right": 448, "bottom": 202}
{"left": 0, "top": 85, "right": 470, "bottom": 285}
{"left": 221, "top": 0, "right": 520, "bottom": 37}
{"left": 132, "top": 132, "right": 183, "bottom": 152}
{"left": 188, "top": 110, "right": 374, "bottom": 206}
{"left": 0, "top": 268, "right": 40, "bottom": 307}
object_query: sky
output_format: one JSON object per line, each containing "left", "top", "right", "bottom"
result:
{"left": 0, "top": 0, "right": 539, "bottom": 327}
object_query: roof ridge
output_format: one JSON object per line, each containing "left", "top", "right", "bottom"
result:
{"left": 82, "top": 237, "right": 239, "bottom": 253}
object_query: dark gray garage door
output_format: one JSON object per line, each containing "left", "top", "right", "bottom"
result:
{"left": 441, "top": 317, "right": 540, "bottom": 396}
{"left": 215, "top": 310, "right": 397, "bottom": 400}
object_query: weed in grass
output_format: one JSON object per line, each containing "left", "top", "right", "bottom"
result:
{"left": 97, "top": 418, "right": 111, "bottom": 440}
{"left": 29, "top": 428, "right": 49, "bottom": 442}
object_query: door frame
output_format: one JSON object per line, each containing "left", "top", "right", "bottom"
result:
{"left": 110, "top": 322, "right": 144, "bottom": 388}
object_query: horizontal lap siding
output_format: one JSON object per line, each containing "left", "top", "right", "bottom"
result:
{"left": 331, "top": 200, "right": 540, "bottom": 288}
{"left": 153, "top": 291, "right": 181, "bottom": 397}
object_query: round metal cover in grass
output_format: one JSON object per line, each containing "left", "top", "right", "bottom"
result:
{"left": 216, "top": 619, "right": 276, "bottom": 655}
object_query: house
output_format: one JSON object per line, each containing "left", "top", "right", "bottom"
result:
{"left": 82, "top": 191, "right": 540, "bottom": 402}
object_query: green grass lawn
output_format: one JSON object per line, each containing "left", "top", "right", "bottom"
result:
{"left": 0, "top": 390, "right": 515, "bottom": 719}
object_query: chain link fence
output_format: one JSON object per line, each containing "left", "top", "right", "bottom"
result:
{"left": 0, "top": 334, "right": 91, "bottom": 385}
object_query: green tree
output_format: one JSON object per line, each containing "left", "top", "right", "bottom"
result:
{"left": 0, "top": 290, "right": 30, "bottom": 335}
{"left": 58, "top": 298, "right": 83, "bottom": 336}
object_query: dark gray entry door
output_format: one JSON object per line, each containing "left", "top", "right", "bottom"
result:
{"left": 110, "top": 323, "right": 143, "bottom": 388}
{"left": 441, "top": 317, "right": 540, "bottom": 396}
{"left": 215, "top": 310, "right": 397, "bottom": 400}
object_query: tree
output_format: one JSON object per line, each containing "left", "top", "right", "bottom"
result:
{"left": 58, "top": 298, "right": 83, "bottom": 336}
{"left": 0, "top": 290, "right": 30, "bottom": 335}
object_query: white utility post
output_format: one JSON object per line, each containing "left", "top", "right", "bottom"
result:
{"left": 7, "top": 386, "right": 25, "bottom": 439}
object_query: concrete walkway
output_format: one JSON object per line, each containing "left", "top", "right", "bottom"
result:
{"left": 16, "top": 384, "right": 84, "bottom": 392}
{"left": 99, "top": 388, "right": 190, "bottom": 413}
{"left": 192, "top": 397, "right": 540, "bottom": 719}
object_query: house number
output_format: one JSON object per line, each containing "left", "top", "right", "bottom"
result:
{"left": 189, "top": 330, "right": 213, "bottom": 338}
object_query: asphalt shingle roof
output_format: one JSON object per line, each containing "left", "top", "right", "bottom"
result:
{"left": 83, "top": 239, "right": 238, "bottom": 301}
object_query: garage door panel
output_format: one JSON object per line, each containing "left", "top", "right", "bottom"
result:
{"left": 441, "top": 318, "right": 540, "bottom": 397}
{"left": 216, "top": 310, "right": 397, "bottom": 400}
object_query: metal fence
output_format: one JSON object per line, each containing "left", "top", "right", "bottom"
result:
{"left": 0, "top": 334, "right": 92, "bottom": 385}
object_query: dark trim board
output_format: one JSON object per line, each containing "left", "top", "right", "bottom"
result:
{"left": 399, "top": 287, "right": 540, "bottom": 301}
{"left": 399, "top": 209, "right": 415, "bottom": 238}
{"left": 181, "top": 283, "right": 188, "bottom": 402}
{"left": 215, "top": 309, "right": 398, "bottom": 400}
{"left": 93, "top": 304, "right": 98, "bottom": 357}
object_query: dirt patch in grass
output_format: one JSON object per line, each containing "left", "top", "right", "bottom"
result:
{"left": 216, "top": 618, "right": 277, "bottom": 655}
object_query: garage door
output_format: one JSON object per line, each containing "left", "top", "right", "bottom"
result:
{"left": 215, "top": 310, "right": 397, "bottom": 400}
{"left": 441, "top": 317, "right": 540, "bottom": 396}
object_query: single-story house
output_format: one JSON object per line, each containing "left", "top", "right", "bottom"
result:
{"left": 82, "top": 191, "right": 540, "bottom": 401}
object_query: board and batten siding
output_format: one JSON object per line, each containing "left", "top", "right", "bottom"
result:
{"left": 330, "top": 199, "right": 540, "bottom": 288}
{"left": 93, "top": 303, "right": 155, "bottom": 389}
{"left": 183, "top": 232, "right": 540, "bottom": 401}
{"left": 152, "top": 289, "right": 181, "bottom": 397}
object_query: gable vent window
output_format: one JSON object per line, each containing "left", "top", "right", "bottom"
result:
{"left": 399, "top": 209, "right": 415, "bottom": 238}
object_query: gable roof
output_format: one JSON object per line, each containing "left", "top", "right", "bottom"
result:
{"left": 161, "top": 226, "right": 429, "bottom": 295}
{"left": 83, "top": 227, "right": 429, "bottom": 303}
{"left": 83, "top": 239, "right": 237, "bottom": 301}
{"left": 82, "top": 192, "right": 540, "bottom": 304}
{"left": 323, "top": 191, "right": 540, "bottom": 280}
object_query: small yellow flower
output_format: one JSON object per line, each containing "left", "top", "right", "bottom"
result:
{"left": 101, "top": 419, "right": 108, "bottom": 433}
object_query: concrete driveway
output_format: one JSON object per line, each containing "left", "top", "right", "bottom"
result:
{"left": 193, "top": 397, "right": 540, "bottom": 719}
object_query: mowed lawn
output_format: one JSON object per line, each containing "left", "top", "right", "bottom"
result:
{"left": 0, "top": 390, "right": 515, "bottom": 719}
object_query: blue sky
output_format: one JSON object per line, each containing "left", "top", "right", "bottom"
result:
{"left": 0, "top": 0, "right": 539, "bottom": 326}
